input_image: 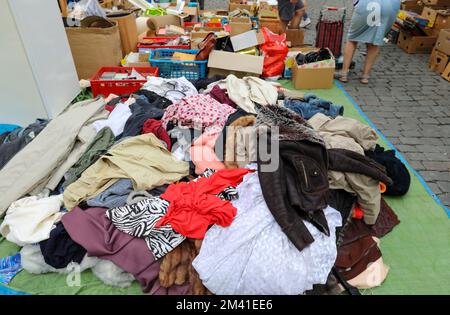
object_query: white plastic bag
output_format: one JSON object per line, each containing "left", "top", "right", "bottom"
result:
{"left": 68, "top": 0, "right": 106, "bottom": 20}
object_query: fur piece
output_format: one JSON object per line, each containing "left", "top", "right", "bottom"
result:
{"left": 255, "top": 104, "right": 325, "bottom": 146}
{"left": 224, "top": 116, "right": 256, "bottom": 169}
{"left": 21, "top": 245, "right": 98, "bottom": 274}
{"left": 187, "top": 239, "right": 212, "bottom": 295}
{"left": 21, "top": 245, "right": 135, "bottom": 288}
{"left": 91, "top": 260, "right": 135, "bottom": 288}
{"left": 159, "top": 239, "right": 212, "bottom": 295}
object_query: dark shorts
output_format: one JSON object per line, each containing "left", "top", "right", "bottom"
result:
{"left": 278, "top": 0, "right": 304, "bottom": 21}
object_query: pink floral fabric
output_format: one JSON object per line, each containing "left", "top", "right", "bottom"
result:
{"left": 161, "top": 95, "right": 236, "bottom": 134}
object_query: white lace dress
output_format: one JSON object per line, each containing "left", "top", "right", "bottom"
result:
{"left": 192, "top": 170, "right": 342, "bottom": 295}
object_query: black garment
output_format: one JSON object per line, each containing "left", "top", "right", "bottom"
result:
{"left": 328, "top": 189, "right": 356, "bottom": 244}
{"left": 305, "top": 271, "right": 342, "bottom": 295}
{"left": 258, "top": 140, "right": 330, "bottom": 252}
{"left": 0, "top": 119, "right": 49, "bottom": 169}
{"left": 193, "top": 75, "right": 225, "bottom": 92}
{"left": 0, "top": 132, "right": 10, "bottom": 145}
{"left": 328, "top": 148, "right": 393, "bottom": 186}
{"left": 107, "top": 95, "right": 130, "bottom": 107}
{"left": 296, "top": 48, "right": 332, "bottom": 66}
{"left": 147, "top": 184, "right": 168, "bottom": 196}
{"left": 121, "top": 96, "right": 172, "bottom": 138}
{"left": 365, "top": 144, "right": 410, "bottom": 196}
{"left": 39, "top": 222, "right": 86, "bottom": 269}
{"left": 215, "top": 36, "right": 234, "bottom": 52}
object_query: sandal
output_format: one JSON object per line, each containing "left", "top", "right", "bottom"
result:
{"left": 334, "top": 71, "right": 349, "bottom": 83}
{"left": 360, "top": 75, "right": 370, "bottom": 84}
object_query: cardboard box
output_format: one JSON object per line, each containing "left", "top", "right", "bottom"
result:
{"left": 208, "top": 50, "right": 264, "bottom": 75}
{"left": 229, "top": 3, "right": 257, "bottom": 15}
{"left": 434, "top": 10, "right": 450, "bottom": 29}
{"left": 259, "top": 17, "right": 282, "bottom": 35}
{"left": 422, "top": 0, "right": 450, "bottom": 5}
{"left": 401, "top": 1, "right": 425, "bottom": 14}
{"left": 230, "top": 30, "right": 265, "bottom": 51}
{"left": 286, "top": 29, "right": 305, "bottom": 47}
{"left": 229, "top": 17, "right": 252, "bottom": 36}
{"left": 441, "top": 61, "right": 450, "bottom": 80}
{"left": 421, "top": 6, "right": 446, "bottom": 27}
{"left": 186, "top": 26, "right": 224, "bottom": 32}
{"left": 123, "top": 52, "right": 150, "bottom": 67}
{"left": 397, "top": 30, "right": 437, "bottom": 53}
{"left": 435, "top": 28, "right": 450, "bottom": 54}
{"left": 429, "top": 47, "right": 450, "bottom": 73}
{"left": 291, "top": 48, "right": 335, "bottom": 90}
{"left": 425, "top": 27, "right": 442, "bottom": 36}
{"left": 208, "top": 68, "right": 258, "bottom": 78}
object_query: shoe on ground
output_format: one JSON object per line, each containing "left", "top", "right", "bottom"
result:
{"left": 300, "top": 17, "right": 311, "bottom": 28}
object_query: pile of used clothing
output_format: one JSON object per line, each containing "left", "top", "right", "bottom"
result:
{"left": 0, "top": 74, "right": 409, "bottom": 294}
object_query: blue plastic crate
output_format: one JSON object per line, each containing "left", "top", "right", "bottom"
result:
{"left": 149, "top": 49, "right": 208, "bottom": 80}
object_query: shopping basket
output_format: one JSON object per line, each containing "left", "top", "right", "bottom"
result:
{"left": 149, "top": 49, "right": 208, "bottom": 80}
{"left": 90, "top": 66, "right": 159, "bottom": 97}
{"left": 315, "top": 6, "right": 346, "bottom": 58}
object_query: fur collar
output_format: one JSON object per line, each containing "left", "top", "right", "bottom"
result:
{"left": 255, "top": 104, "right": 325, "bottom": 146}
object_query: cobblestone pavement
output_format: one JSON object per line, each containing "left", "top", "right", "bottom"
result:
{"left": 302, "top": 0, "right": 450, "bottom": 208}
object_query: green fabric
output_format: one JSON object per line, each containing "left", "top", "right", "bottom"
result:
{"left": 62, "top": 127, "right": 115, "bottom": 189}
{"left": 1, "top": 82, "right": 449, "bottom": 295}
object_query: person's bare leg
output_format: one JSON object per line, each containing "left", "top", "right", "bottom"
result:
{"left": 336, "top": 40, "right": 358, "bottom": 82}
{"left": 289, "top": 8, "right": 305, "bottom": 29}
{"left": 280, "top": 19, "right": 289, "bottom": 33}
{"left": 342, "top": 40, "right": 358, "bottom": 73}
{"left": 361, "top": 43, "right": 381, "bottom": 83}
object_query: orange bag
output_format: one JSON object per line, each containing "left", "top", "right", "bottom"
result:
{"left": 260, "top": 27, "right": 289, "bottom": 78}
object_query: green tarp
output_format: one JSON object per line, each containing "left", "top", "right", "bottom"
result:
{"left": 1, "top": 82, "right": 449, "bottom": 295}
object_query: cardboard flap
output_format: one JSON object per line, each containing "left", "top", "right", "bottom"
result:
{"left": 208, "top": 50, "right": 264, "bottom": 74}
{"left": 230, "top": 30, "right": 265, "bottom": 52}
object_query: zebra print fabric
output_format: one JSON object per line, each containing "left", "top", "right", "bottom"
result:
{"left": 106, "top": 197, "right": 185, "bottom": 259}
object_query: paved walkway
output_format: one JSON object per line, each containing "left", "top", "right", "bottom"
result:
{"left": 303, "top": 0, "right": 450, "bottom": 208}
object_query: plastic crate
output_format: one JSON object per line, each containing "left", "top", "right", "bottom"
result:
{"left": 183, "top": 22, "right": 202, "bottom": 27}
{"left": 149, "top": 49, "right": 207, "bottom": 80}
{"left": 138, "top": 36, "right": 190, "bottom": 53}
{"left": 90, "top": 67, "right": 159, "bottom": 97}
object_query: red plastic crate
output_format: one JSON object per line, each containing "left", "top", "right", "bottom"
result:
{"left": 183, "top": 22, "right": 202, "bottom": 27}
{"left": 137, "top": 36, "right": 190, "bottom": 53}
{"left": 90, "top": 67, "right": 158, "bottom": 97}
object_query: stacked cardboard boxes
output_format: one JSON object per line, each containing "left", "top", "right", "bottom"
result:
{"left": 396, "top": 0, "right": 450, "bottom": 53}
{"left": 429, "top": 29, "right": 450, "bottom": 81}
{"left": 401, "top": 0, "right": 425, "bottom": 14}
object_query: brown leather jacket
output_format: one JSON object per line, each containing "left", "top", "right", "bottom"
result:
{"left": 258, "top": 139, "right": 330, "bottom": 252}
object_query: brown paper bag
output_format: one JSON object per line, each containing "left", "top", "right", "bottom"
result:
{"left": 65, "top": 22, "right": 122, "bottom": 80}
